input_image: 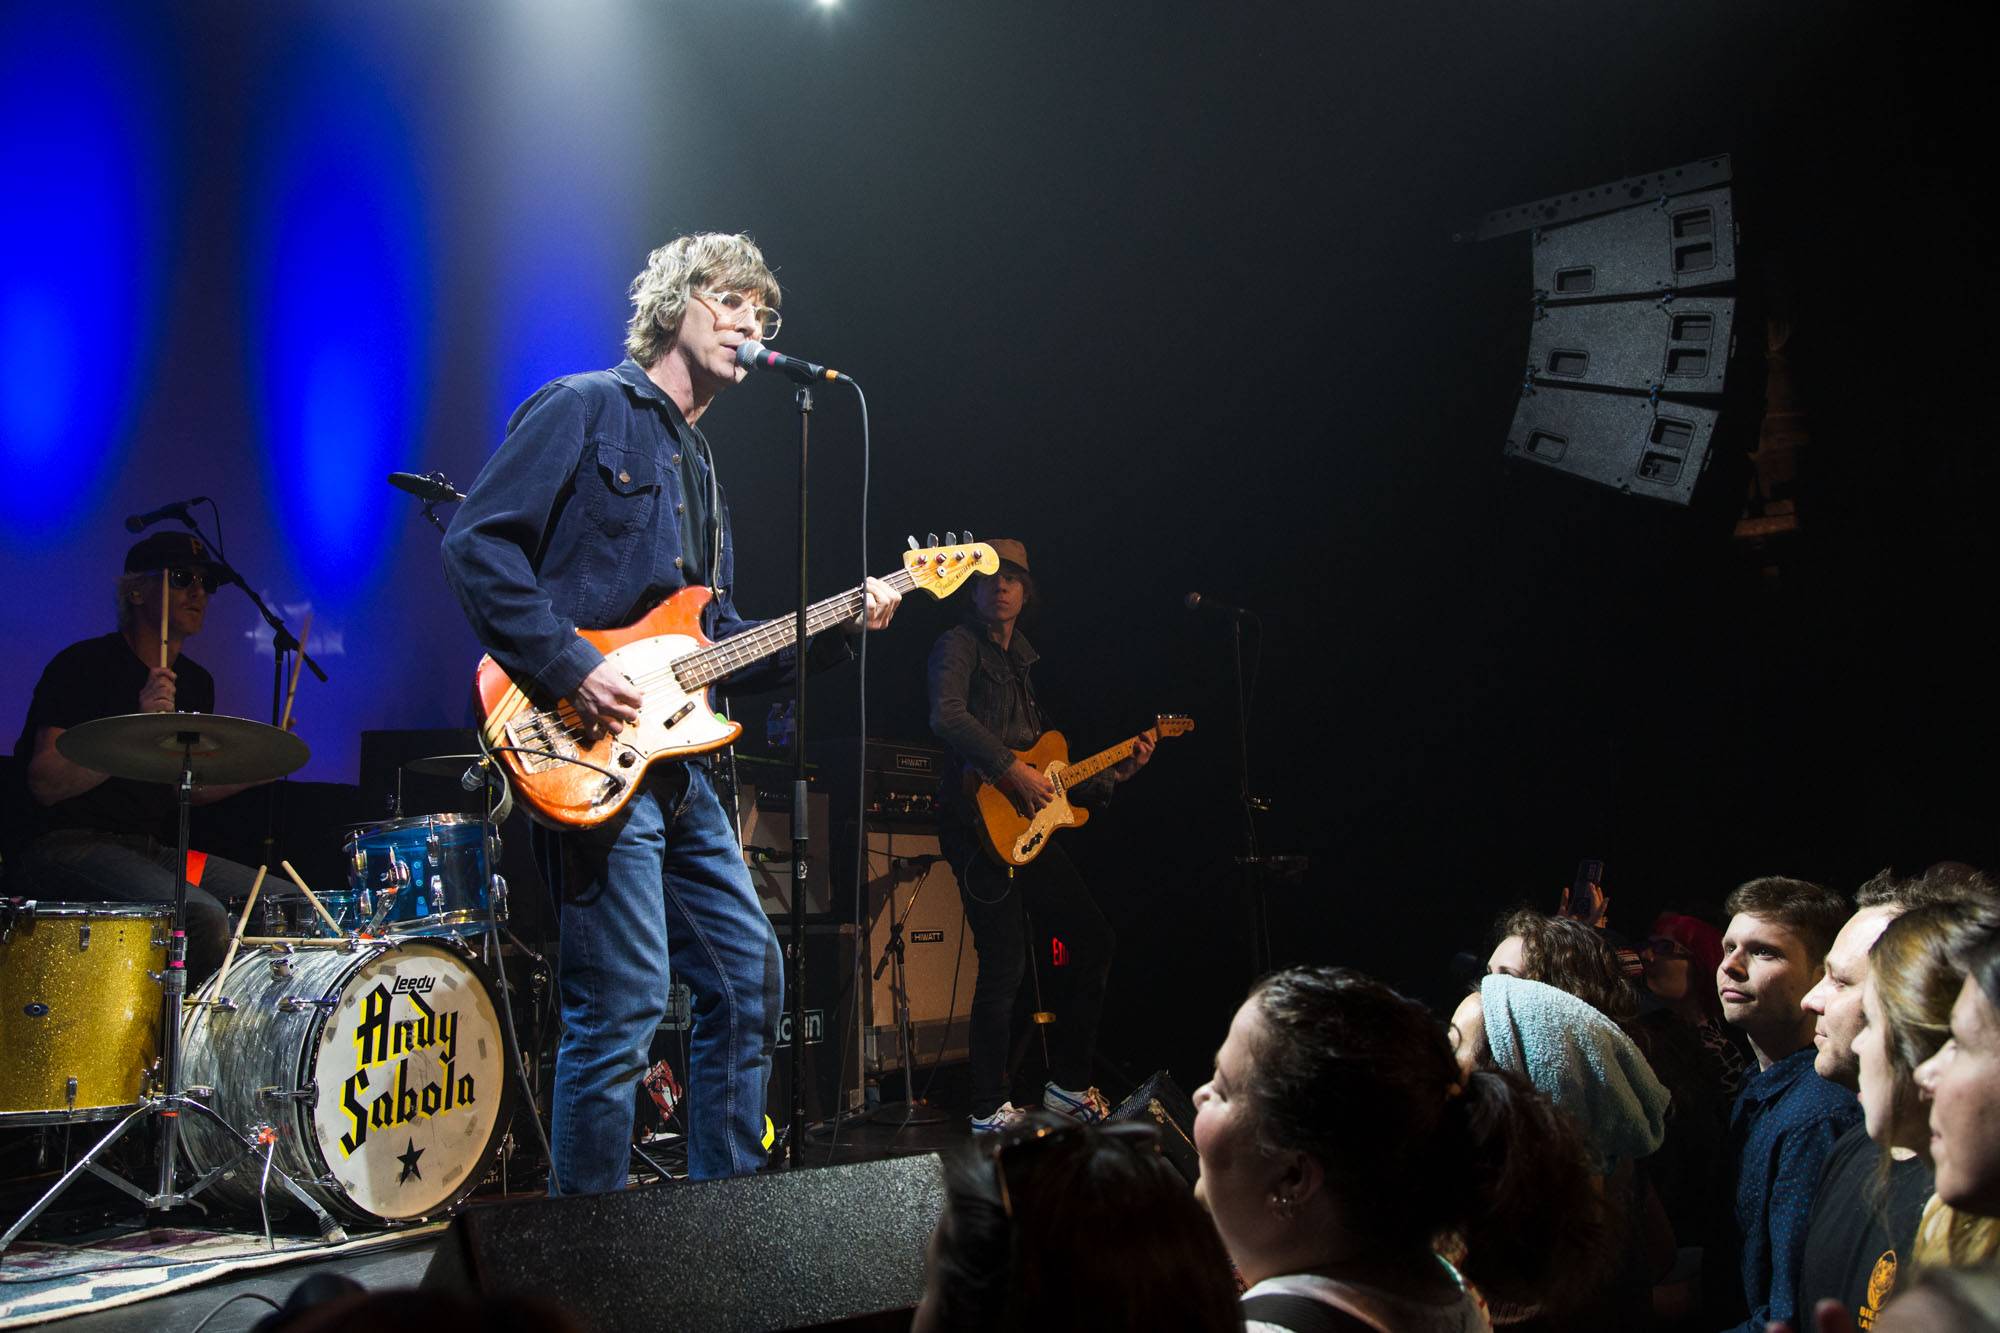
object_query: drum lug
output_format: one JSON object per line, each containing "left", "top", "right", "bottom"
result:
{"left": 65, "top": 1077, "right": 77, "bottom": 1112}
{"left": 77, "top": 923, "right": 90, "bottom": 952}
{"left": 270, "top": 958, "right": 295, "bottom": 979}
{"left": 278, "top": 996, "right": 339, "bottom": 1013}
{"left": 183, "top": 1084, "right": 215, "bottom": 1100}
{"left": 492, "top": 873, "right": 509, "bottom": 920}
{"left": 259, "top": 1083, "right": 316, "bottom": 1103}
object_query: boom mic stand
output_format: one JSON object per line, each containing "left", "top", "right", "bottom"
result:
{"left": 866, "top": 861, "right": 947, "bottom": 1126}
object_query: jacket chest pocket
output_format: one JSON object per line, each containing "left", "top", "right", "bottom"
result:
{"left": 589, "top": 443, "right": 660, "bottom": 537}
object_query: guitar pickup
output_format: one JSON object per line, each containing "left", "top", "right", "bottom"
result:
{"left": 665, "top": 701, "right": 697, "bottom": 727}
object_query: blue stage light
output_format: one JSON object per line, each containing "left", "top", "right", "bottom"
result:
{"left": 0, "top": 6, "right": 169, "bottom": 542}
{"left": 246, "top": 31, "right": 432, "bottom": 600}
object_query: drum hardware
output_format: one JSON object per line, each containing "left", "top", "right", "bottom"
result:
{"left": 2, "top": 715, "right": 338, "bottom": 1253}
{"left": 64, "top": 1079, "right": 76, "bottom": 1116}
{"left": 258, "top": 1086, "right": 316, "bottom": 1104}
{"left": 277, "top": 995, "right": 339, "bottom": 1013}
{"left": 76, "top": 923, "right": 90, "bottom": 950}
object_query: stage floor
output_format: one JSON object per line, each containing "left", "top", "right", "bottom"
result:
{"left": 1, "top": 1112, "right": 964, "bottom": 1330}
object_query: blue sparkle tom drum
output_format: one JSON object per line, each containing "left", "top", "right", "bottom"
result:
{"left": 336, "top": 813, "right": 505, "bottom": 937}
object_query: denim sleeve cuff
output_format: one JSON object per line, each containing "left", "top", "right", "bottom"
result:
{"left": 532, "top": 635, "right": 605, "bottom": 703}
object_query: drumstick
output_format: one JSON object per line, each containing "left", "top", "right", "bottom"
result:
{"left": 159, "top": 569, "right": 170, "bottom": 670}
{"left": 281, "top": 858, "right": 345, "bottom": 937}
{"left": 201, "top": 864, "right": 269, "bottom": 1003}
{"left": 279, "top": 611, "right": 312, "bottom": 733}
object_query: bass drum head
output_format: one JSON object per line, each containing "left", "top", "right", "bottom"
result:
{"left": 310, "top": 940, "right": 507, "bottom": 1220}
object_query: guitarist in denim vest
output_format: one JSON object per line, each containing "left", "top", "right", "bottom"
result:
{"left": 926, "top": 538, "right": 1153, "bottom": 1132}
{"left": 442, "top": 233, "right": 899, "bottom": 1192}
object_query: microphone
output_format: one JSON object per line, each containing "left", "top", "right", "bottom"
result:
{"left": 388, "top": 472, "right": 466, "bottom": 504}
{"left": 735, "top": 341, "right": 848, "bottom": 385}
{"left": 460, "top": 761, "right": 492, "bottom": 793}
{"left": 125, "top": 497, "right": 206, "bottom": 534}
{"left": 892, "top": 854, "right": 947, "bottom": 873}
{"left": 1184, "top": 591, "right": 1253, "bottom": 619}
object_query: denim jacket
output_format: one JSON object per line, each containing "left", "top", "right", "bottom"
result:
{"left": 927, "top": 621, "right": 1111, "bottom": 836}
{"left": 442, "top": 359, "right": 843, "bottom": 704}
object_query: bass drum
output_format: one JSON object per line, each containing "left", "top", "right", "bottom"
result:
{"left": 180, "top": 938, "right": 509, "bottom": 1224}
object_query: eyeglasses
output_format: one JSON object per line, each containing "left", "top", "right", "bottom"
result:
{"left": 165, "top": 567, "right": 221, "bottom": 593}
{"left": 696, "top": 289, "right": 781, "bottom": 342}
{"left": 1646, "top": 937, "right": 1692, "bottom": 960}
{"left": 990, "top": 1119, "right": 1160, "bottom": 1220}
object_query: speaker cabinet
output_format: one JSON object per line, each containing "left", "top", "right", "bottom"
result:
{"left": 862, "top": 828, "right": 977, "bottom": 1073}
{"left": 424, "top": 1153, "right": 945, "bottom": 1331}
{"left": 736, "top": 781, "right": 832, "bottom": 917}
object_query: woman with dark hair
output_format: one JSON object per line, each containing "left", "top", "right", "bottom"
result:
{"left": 1195, "top": 966, "right": 1611, "bottom": 1331}
{"left": 915, "top": 1113, "right": 1243, "bottom": 1332}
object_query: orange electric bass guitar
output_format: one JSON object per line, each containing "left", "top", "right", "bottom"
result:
{"left": 973, "top": 715, "right": 1195, "bottom": 866}
{"left": 477, "top": 540, "right": 998, "bottom": 828}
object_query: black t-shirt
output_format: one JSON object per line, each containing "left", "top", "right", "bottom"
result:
{"left": 16, "top": 633, "right": 217, "bottom": 839}
{"left": 1794, "top": 1123, "right": 1932, "bottom": 1326}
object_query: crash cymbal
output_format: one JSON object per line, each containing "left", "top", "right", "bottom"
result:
{"left": 402, "top": 753, "right": 491, "bottom": 779}
{"left": 57, "top": 713, "right": 310, "bottom": 786}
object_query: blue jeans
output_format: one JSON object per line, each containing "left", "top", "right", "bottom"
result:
{"left": 545, "top": 762, "right": 781, "bottom": 1192}
{"left": 23, "top": 830, "right": 264, "bottom": 982}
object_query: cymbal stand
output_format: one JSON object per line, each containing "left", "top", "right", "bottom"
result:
{"left": 1, "top": 735, "right": 345, "bottom": 1251}
{"left": 867, "top": 864, "right": 947, "bottom": 1126}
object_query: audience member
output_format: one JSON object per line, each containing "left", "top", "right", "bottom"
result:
{"left": 1867, "top": 901, "right": 2000, "bottom": 1272}
{"left": 1791, "top": 888, "right": 1924, "bottom": 1323}
{"left": 915, "top": 1113, "right": 1242, "bottom": 1332}
{"left": 1705, "top": 876, "right": 1859, "bottom": 1333}
{"left": 1874, "top": 1263, "right": 2000, "bottom": 1332}
{"left": 1198, "top": 966, "right": 1610, "bottom": 1331}
{"left": 1645, "top": 909, "right": 1750, "bottom": 1096}
{"left": 1793, "top": 869, "right": 1998, "bottom": 1324}
{"left": 1452, "top": 974, "right": 1669, "bottom": 1329}
{"left": 1915, "top": 906, "right": 2000, "bottom": 1245}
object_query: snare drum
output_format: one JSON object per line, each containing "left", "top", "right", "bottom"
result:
{"left": 179, "top": 937, "right": 509, "bottom": 1223}
{"left": 335, "top": 813, "right": 504, "bottom": 937}
{"left": 0, "top": 902, "right": 168, "bottom": 1124}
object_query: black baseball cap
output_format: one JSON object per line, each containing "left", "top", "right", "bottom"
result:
{"left": 125, "top": 531, "right": 221, "bottom": 574}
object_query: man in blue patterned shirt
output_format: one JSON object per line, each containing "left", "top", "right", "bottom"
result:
{"left": 1704, "top": 876, "right": 1860, "bottom": 1332}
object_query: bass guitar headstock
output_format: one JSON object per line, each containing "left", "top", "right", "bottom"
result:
{"left": 904, "top": 531, "right": 999, "bottom": 600}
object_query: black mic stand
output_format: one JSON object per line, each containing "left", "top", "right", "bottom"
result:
{"left": 1225, "top": 612, "right": 1279, "bottom": 976}
{"left": 784, "top": 387, "right": 813, "bottom": 1167}
{"left": 865, "top": 863, "right": 948, "bottom": 1127}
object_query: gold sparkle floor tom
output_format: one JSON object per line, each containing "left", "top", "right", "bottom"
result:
{"left": 0, "top": 902, "right": 168, "bottom": 1124}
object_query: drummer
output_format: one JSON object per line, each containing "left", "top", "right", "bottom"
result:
{"left": 14, "top": 532, "right": 268, "bottom": 980}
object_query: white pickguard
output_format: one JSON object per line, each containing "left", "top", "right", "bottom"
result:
{"left": 1009, "top": 760, "right": 1083, "bottom": 862}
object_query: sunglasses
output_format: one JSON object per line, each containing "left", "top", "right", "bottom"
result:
{"left": 990, "top": 1119, "right": 1161, "bottom": 1220}
{"left": 163, "top": 566, "right": 222, "bottom": 593}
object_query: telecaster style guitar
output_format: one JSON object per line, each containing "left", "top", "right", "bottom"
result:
{"left": 478, "top": 540, "right": 998, "bottom": 828}
{"left": 973, "top": 715, "right": 1195, "bottom": 866}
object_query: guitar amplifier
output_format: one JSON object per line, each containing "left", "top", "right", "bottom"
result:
{"left": 862, "top": 827, "right": 976, "bottom": 1072}
{"left": 733, "top": 781, "right": 832, "bottom": 918}
{"left": 808, "top": 737, "right": 948, "bottom": 824}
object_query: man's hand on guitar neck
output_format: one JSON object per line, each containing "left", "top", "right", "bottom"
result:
{"left": 996, "top": 758, "right": 1057, "bottom": 817}
{"left": 1112, "top": 732, "right": 1156, "bottom": 781}
{"left": 573, "top": 660, "right": 643, "bottom": 741}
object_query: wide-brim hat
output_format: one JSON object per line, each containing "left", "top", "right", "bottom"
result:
{"left": 986, "top": 537, "right": 1029, "bottom": 574}
{"left": 125, "top": 531, "right": 221, "bottom": 574}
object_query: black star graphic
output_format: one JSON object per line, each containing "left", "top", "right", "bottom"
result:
{"left": 397, "top": 1138, "right": 424, "bottom": 1184}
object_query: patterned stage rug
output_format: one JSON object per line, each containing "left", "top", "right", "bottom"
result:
{"left": 0, "top": 1221, "right": 446, "bottom": 1328}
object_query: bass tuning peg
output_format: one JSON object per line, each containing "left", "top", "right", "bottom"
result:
{"left": 906, "top": 535, "right": 918, "bottom": 550}
{"left": 945, "top": 531, "right": 958, "bottom": 545}
{"left": 927, "top": 532, "right": 939, "bottom": 547}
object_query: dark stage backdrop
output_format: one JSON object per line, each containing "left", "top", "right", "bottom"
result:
{"left": 4, "top": 2, "right": 1993, "bottom": 1085}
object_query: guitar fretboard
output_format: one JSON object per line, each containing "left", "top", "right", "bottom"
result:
{"left": 1056, "top": 730, "right": 1154, "bottom": 790}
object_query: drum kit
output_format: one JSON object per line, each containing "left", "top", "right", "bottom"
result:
{"left": 0, "top": 715, "right": 522, "bottom": 1249}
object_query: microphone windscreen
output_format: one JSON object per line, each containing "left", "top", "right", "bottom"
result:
{"left": 735, "top": 341, "right": 768, "bottom": 368}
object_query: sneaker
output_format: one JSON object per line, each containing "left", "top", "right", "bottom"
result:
{"left": 1042, "top": 1082, "right": 1111, "bottom": 1124}
{"left": 969, "top": 1101, "right": 1029, "bottom": 1135}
